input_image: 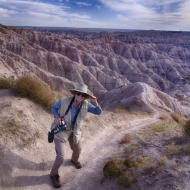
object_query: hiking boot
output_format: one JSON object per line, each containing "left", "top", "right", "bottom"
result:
{"left": 71, "top": 160, "right": 82, "bottom": 169}
{"left": 50, "top": 174, "right": 61, "bottom": 188}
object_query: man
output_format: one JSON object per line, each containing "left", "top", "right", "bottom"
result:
{"left": 50, "top": 83, "right": 102, "bottom": 188}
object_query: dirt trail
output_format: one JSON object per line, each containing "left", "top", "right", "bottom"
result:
{"left": 0, "top": 89, "right": 161, "bottom": 190}
{"left": 58, "top": 114, "right": 160, "bottom": 190}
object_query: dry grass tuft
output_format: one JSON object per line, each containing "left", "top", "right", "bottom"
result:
{"left": 183, "top": 144, "right": 190, "bottom": 155}
{"left": 120, "top": 133, "right": 131, "bottom": 144}
{"left": 113, "top": 108, "right": 129, "bottom": 114}
{"left": 182, "top": 119, "right": 190, "bottom": 136}
{"left": 151, "top": 124, "right": 165, "bottom": 132}
{"left": 0, "top": 76, "right": 14, "bottom": 89}
{"left": 159, "top": 115, "right": 168, "bottom": 121}
{"left": 165, "top": 142, "right": 180, "bottom": 157}
{"left": 171, "top": 113, "right": 181, "bottom": 123}
{"left": 23, "top": 132, "right": 40, "bottom": 148}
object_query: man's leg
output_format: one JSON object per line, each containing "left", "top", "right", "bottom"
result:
{"left": 50, "top": 138, "right": 66, "bottom": 188}
{"left": 68, "top": 134, "right": 82, "bottom": 168}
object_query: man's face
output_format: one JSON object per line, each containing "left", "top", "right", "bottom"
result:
{"left": 75, "top": 92, "right": 87, "bottom": 102}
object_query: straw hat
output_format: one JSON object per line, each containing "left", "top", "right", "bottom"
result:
{"left": 70, "top": 83, "right": 94, "bottom": 99}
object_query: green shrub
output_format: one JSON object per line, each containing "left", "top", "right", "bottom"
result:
{"left": 117, "top": 172, "right": 136, "bottom": 188}
{"left": 124, "top": 155, "right": 138, "bottom": 168}
{"left": 103, "top": 159, "right": 125, "bottom": 178}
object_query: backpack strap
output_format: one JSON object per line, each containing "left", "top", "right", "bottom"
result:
{"left": 61, "top": 96, "right": 83, "bottom": 128}
{"left": 62, "top": 96, "right": 75, "bottom": 117}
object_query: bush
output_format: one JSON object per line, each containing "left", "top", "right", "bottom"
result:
{"left": 120, "top": 133, "right": 131, "bottom": 144}
{"left": 124, "top": 155, "right": 138, "bottom": 168}
{"left": 117, "top": 172, "right": 136, "bottom": 188}
{"left": 12, "top": 75, "right": 57, "bottom": 111}
{"left": 182, "top": 119, "right": 190, "bottom": 136}
{"left": 103, "top": 159, "right": 125, "bottom": 178}
{"left": 0, "top": 76, "right": 14, "bottom": 89}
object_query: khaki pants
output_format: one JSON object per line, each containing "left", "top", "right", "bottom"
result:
{"left": 50, "top": 133, "right": 82, "bottom": 176}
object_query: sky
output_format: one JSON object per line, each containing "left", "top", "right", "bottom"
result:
{"left": 0, "top": 0, "right": 190, "bottom": 31}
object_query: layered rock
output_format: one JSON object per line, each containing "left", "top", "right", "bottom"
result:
{"left": 0, "top": 24, "right": 190, "bottom": 114}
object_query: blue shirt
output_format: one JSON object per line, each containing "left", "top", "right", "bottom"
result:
{"left": 51, "top": 99, "right": 102, "bottom": 125}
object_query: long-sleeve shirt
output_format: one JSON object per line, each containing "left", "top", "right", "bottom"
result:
{"left": 51, "top": 99, "right": 102, "bottom": 125}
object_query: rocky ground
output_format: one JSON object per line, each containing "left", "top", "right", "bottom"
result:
{"left": 1, "top": 89, "right": 190, "bottom": 190}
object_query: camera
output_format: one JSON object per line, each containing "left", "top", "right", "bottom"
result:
{"left": 53, "top": 119, "right": 70, "bottom": 134}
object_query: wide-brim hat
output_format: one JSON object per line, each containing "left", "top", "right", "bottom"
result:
{"left": 70, "top": 83, "right": 95, "bottom": 99}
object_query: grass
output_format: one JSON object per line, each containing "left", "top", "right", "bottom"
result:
{"left": 120, "top": 133, "right": 131, "bottom": 144}
{"left": 23, "top": 131, "right": 40, "bottom": 148}
{"left": 0, "top": 119, "right": 22, "bottom": 134}
{"left": 171, "top": 113, "right": 183, "bottom": 124}
{"left": 0, "top": 117, "right": 41, "bottom": 148}
{"left": 103, "top": 154, "right": 166, "bottom": 188}
{"left": 182, "top": 119, "right": 190, "bottom": 136}
{"left": 165, "top": 142, "right": 180, "bottom": 158}
{"left": 117, "top": 172, "right": 137, "bottom": 188}
{"left": 103, "top": 159, "right": 125, "bottom": 178}
{"left": 159, "top": 115, "right": 168, "bottom": 121}
{"left": 0, "top": 76, "right": 14, "bottom": 89}
{"left": 0, "top": 75, "right": 63, "bottom": 112}
{"left": 151, "top": 124, "right": 165, "bottom": 132}
{"left": 12, "top": 75, "right": 57, "bottom": 111}
{"left": 183, "top": 144, "right": 190, "bottom": 155}
{"left": 113, "top": 108, "right": 129, "bottom": 114}
{"left": 103, "top": 114, "right": 188, "bottom": 189}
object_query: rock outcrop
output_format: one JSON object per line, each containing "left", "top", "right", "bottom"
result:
{"left": 0, "top": 24, "right": 190, "bottom": 115}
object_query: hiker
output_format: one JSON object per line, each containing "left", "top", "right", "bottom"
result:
{"left": 49, "top": 83, "right": 102, "bottom": 188}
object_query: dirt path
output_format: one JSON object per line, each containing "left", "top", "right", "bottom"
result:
{"left": 0, "top": 89, "right": 161, "bottom": 190}
{"left": 0, "top": 113, "right": 160, "bottom": 190}
{"left": 58, "top": 114, "right": 160, "bottom": 190}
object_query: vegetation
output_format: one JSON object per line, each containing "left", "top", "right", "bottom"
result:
{"left": 103, "top": 114, "right": 189, "bottom": 189}
{"left": 0, "top": 75, "right": 62, "bottom": 112}
{"left": 151, "top": 124, "right": 165, "bottom": 132}
{"left": 0, "top": 75, "right": 64, "bottom": 148}
{"left": 0, "top": 76, "right": 14, "bottom": 89}
{"left": 182, "top": 119, "right": 190, "bottom": 136}
{"left": 0, "top": 118, "right": 40, "bottom": 148}
{"left": 120, "top": 133, "right": 131, "bottom": 144}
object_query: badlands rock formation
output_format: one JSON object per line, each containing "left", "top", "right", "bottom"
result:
{"left": 0, "top": 24, "right": 190, "bottom": 116}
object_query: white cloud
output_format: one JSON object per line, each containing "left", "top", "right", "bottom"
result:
{"left": 0, "top": 7, "right": 17, "bottom": 17}
{"left": 0, "top": 0, "right": 91, "bottom": 26}
{"left": 76, "top": 2, "right": 91, "bottom": 6}
{"left": 99, "top": 0, "right": 190, "bottom": 30}
{"left": 96, "top": 5, "right": 101, "bottom": 9}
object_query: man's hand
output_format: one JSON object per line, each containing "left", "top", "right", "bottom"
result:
{"left": 90, "top": 96, "right": 98, "bottom": 107}
{"left": 55, "top": 115, "right": 61, "bottom": 125}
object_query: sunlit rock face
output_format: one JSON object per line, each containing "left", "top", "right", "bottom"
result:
{"left": 0, "top": 24, "right": 190, "bottom": 116}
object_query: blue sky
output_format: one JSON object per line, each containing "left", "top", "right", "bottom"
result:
{"left": 0, "top": 0, "right": 190, "bottom": 31}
